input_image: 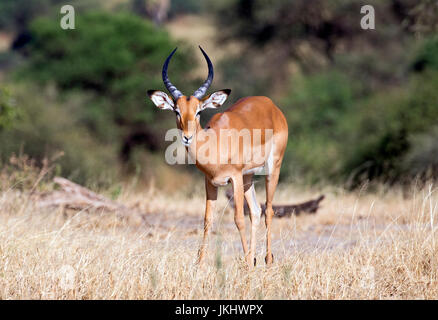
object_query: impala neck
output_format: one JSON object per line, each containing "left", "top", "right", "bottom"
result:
{"left": 185, "top": 121, "right": 203, "bottom": 161}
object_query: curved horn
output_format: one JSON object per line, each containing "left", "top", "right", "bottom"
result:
{"left": 162, "top": 47, "right": 183, "bottom": 99}
{"left": 193, "top": 46, "right": 214, "bottom": 99}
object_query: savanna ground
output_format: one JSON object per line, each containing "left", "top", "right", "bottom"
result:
{"left": 1, "top": 161, "right": 438, "bottom": 299}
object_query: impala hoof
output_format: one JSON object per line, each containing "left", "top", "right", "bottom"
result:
{"left": 254, "top": 258, "right": 257, "bottom": 266}
{"left": 265, "top": 253, "right": 274, "bottom": 265}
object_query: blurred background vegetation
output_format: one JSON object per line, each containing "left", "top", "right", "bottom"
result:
{"left": 0, "top": 0, "right": 437, "bottom": 190}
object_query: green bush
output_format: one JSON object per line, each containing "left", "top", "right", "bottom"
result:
{"left": 412, "top": 36, "right": 438, "bottom": 72}
{"left": 281, "top": 66, "right": 438, "bottom": 186}
{"left": 404, "top": 126, "right": 438, "bottom": 181}
{"left": 281, "top": 71, "right": 356, "bottom": 182}
{"left": 0, "top": 84, "right": 119, "bottom": 186}
{"left": 6, "top": 11, "right": 199, "bottom": 184}
{"left": 18, "top": 12, "right": 195, "bottom": 140}
{"left": 342, "top": 68, "right": 438, "bottom": 186}
{"left": 0, "top": 86, "right": 18, "bottom": 130}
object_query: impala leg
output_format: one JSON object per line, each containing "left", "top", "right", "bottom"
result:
{"left": 243, "top": 174, "right": 261, "bottom": 267}
{"left": 232, "top": 174, "right": 249, "bottom": 264}
{"left": 265, "top": 167, "right": 280, "bottom": 266}
{"left": 197, "top": 177, "right": 218, "bottom": 265}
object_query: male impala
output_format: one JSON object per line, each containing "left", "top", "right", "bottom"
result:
{"left": 147, "top": 47, "right": 288, "bottom": 267}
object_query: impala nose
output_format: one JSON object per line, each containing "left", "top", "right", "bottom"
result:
{"left": 182, "top": 135, "right": 193, "bottom": 146}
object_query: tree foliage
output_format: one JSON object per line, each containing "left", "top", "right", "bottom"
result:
{"left": 206, "top": 0, "right": 438, "bottom": 186}
{"left": 2, "top": 1, "right": 438, "bottom": 187}
{"left": 281, "top": 39, "right": 438, "bottom": 186}
{"left": 0, "top": 87, "right": 17, "bottom": 130}
{"left": 16, "top": 12, "right": 196, "bottom": 161}
{"left": 21, "top": 12, "right": 193, "bottom": 123}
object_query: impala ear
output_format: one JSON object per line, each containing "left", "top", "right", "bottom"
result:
{"left": 147, "top": 90, "right": 175, "bottom": 110}
{"left": 199, "top": 89, "right": 231, "bottom": 110}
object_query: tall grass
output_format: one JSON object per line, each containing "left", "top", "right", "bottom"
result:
{"left": 0, "top": 162, "right": 437, "bottom": 299}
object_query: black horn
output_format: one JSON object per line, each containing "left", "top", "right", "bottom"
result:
{"left": 162, "top": 47, "right": 183, "bottom": 99}
{"left": 193, "top": 46, "right": 214, "bottom": 99}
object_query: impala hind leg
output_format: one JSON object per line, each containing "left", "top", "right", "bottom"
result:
{"left": 231, "top": 174, "right": 250, "bottom": 265}
{"left": 197, "top": 177, "right": 217, "bottom": 265}
{"left": 243, "top": 174, "right": 261, "bottom": 267}
{"left": 265, "top": 166, "right": 281, "bottom": 266}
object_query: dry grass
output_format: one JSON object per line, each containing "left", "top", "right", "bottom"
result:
{"left": 1, "top": 168, "right": 438, "bottom": 299}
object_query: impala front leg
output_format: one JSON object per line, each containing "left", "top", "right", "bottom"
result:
{"left": 232, "top": 174, "right": 250, "bottom": 266}
{"left": 197, "top": 177, "right": 218, "bottom": 265}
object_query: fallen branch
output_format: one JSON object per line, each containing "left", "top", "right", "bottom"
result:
{"left": 34, "top": 177, "right": 323, "bottom": 222}
{"left": 225, "top": 188, "right": 324, "bottom": 218}
{"left": 35, "top": 177, "right": 134, "bottom": 218}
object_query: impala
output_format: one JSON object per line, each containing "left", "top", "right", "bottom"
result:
{"left": 147, "top": 47, "right": 288, "bottom": 267}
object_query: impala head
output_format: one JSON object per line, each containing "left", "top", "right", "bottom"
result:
{"left": 148, "top": 46, "right": 231, "bottom": 146}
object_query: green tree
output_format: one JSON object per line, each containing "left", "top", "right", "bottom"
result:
{"left": 18, "top": 12, "right": 196, "bottom": 160}
{"left": 0, "top": 84, "right": 118, "bottom": 186}
{"left": 281, "top": 71, "right": 357, "bottom": 182}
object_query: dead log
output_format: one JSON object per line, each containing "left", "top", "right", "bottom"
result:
{"left": 225, "top": 188, "right": 324, "bottom": 218}
{"left": 36, "top": 177, "right": 134, "bottom": 219}
{"left": 34, "top": 177, "right": 323, "bottom": 222}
